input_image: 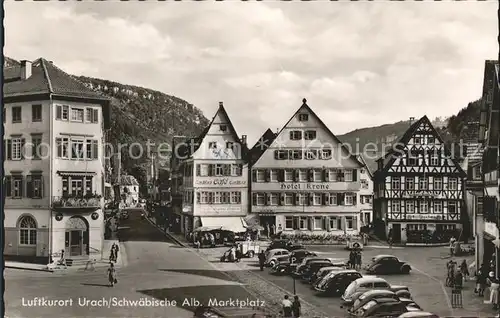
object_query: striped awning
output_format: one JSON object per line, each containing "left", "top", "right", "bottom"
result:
{"left": 57, "top": 171, "right": 97, "bottom": 177}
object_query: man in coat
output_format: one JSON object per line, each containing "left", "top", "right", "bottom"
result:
{"left": 258, "top": 250, "right": 266, "bottom": 271}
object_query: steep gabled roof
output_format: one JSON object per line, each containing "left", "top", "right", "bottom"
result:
{"left": 4, "top": 58, "right": 109, "bottom": 102}
{"left": 176, "top": 102, "right": 249, "bottom": 159}
{"left": 377, "top": 115, "right": 466, "bottom": 177}
{"left": 256, "top": 98, "right": 363, "bottom": 167}
{"left": 356, "top": 154, "right": 377, "bottom": 178}
{"left": 249, "top": 128, "right": 277, "bottom": 165}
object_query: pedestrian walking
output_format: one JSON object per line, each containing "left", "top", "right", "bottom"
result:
{"left": 449, "top": 237, "right": 456, "bottom": 256}
{"left": 460, "top": 259, "right": 470, "bottom": 282}
{"left": 113, "top": 243, "right": 120, "bottom": 263}
{"left": 348, "top": 250, "right": 355, "bottom": 269}
{"left": 488, "top": 272, "right": 500, "bottom": 309}
{"left": 258, "top": 250, "right": 266, "bottom": 271}
{"left": 281, "top": 295, "right": 293, "bottom": 317}
{"left": 387, "top": 228, "right": 393, "bottom": 247}
{"left": 476, "top": 269, "right": 487, "bottom": 297}
{"left": 355, "top": 251, "right": 362, "bottom": 271}
{"left": 107, "top": 263, "right": 117, "bottom": 287}
{"left": 291, "top": 295, "right": 301, "bottom": 317}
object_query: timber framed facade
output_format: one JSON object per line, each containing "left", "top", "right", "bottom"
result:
{"left": 373, "top": 116, "right": 467, "bottom": 244}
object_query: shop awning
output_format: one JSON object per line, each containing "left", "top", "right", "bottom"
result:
{"left": 200, "top": 217, "right": 246, "bottom": 233}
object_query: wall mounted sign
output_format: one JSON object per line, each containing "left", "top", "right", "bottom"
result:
{"left": 196, "top": 205, "right": 243, "bottom": 216}
{"left": 195, "top": 178, "right": 247, "bottom": 187}
{"left": 404, "top": 214, "right": 443, "bottom": 221}
{"left": 55, "top": 213, "right": 63, "bottom": 221}
{"left": 91, "top": 212, "right": 99, "bottom": 220}
{"left": 280, "top": 183, "right": 330, "bottom": 190}
{"left": 253, "top": 182, "right": 360, "bottom": 192}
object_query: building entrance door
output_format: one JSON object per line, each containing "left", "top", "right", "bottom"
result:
{"left": 65, "top": 216, "right": 89, "bottom": 257}
{"left": 392, "top": 224, "right": 402, "bottom": 243}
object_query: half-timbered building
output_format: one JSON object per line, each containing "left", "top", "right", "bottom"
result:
{"left": 373, "top": 116, "right": 467, "bottom": 244}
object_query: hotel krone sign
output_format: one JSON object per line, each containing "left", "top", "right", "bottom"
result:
{"left": 195, "top": 177, "right": 247, "bottom": 188}
{"left": 252, "top": 182, "right": 360, "bottom": 192}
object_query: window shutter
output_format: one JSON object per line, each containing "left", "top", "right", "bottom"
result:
{"left": 278, "top": 169, "right": 284, "bottom": 182}
{"left": 92, "top": 140, "right": 98, "bottom": 159}
{"left": 266, "top": 193, "right": 271, "bottom": 205}
{"left": 308, "top": 193, "right": 313, "bottom": 205}
{"left": 289, "top": 131, "right": 294, "bottom": 139}
{"left": 20, "top": 138, "right": 26, "bottom": 159}
{"left": 308, "top": 169, "right": 314, "bottom": 182}
{"left": 252, "top": 193, "right": 257, "bottom": 205}
{"left": 323, "top": 169, "right": 329, "bottom": 182}
{"left": 40, "top": 176, "right": 44, "bottom": 198}
{"left": 19, "top": 176, "right": 24, "bottom": 197}
{"left": 265, "top": 170, "right": 270, "bottom": 182}
{"left": 295, "top": 193, "right": 300, "bottom": 205}
{"left": 208, "top": 164, "right": 214, "bottom": 176}
{"left": 196, "top": 164, "right": 201, "bottom": 176}
{"left": 353, "top": 217, "right": 358, "bottom": 231}
{"left": 6, "top": 139, "right": 12, "bottom": 160}
{"left": 322, "top": 217, "right": 327, "bottom": 231}
{"left": 307, "top": 217, "right": 312, "bottom": 230}
{"left": 93, "top": 109, "right": 99, "bottom": 123}
{"left": 56, "top": 105, "right": 62, "bottom": 119}
{"left": 56, "top": 138, "right": 62, "bottom": 158}
{"left": 196, "top": 193, "right": 201, "bottom": 203}
{"left": 337, "top": 193, "right": 344, "bottom": 205}
{"left": 274, "top": 150, "right": 279, "bottom": 160}
{"left": 292, "top": 217, "right": 298, "bottom": 230}
{"left": 279, "top": 193, "right": 284, "bottom": 205}
{"left": 4, "top": 176, "right": 11, "bottom": 198}
{"left": 322, "top": 193, "right": 327, "bottom": 205}
{"left": 353, "top": 194, "right": 357, "bottom": 206}
{"left": 252, "top": 169, "right": 257, "bottom": 182}
{"left": 26, "top": 175, "right": 33, "bottom": 198}
{"left": 353, "top": 169, "right": 357, "bottom": 181}
{"left": 293, "top": 170, "right": 299, "bottom": 182}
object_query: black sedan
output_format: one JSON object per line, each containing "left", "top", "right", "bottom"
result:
{"left": 365, "top": 255, "right": 411, "bottom": 275}
{"left": 355, "top": 298, "right": 410, "bottom": 317}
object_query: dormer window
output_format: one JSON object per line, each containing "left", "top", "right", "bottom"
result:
{"left": 219, "top": 125, "right": 227, "bottom": 132}
{"left": 414, "top": 137, "right": 421, "bottom": 144}
{"left": 208, "top": 142, "right": 217, "bottom": 149}
{"left": 298, "top": 113, "right": 309, "bottom": 121}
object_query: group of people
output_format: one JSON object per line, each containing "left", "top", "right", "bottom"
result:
{"left": 475, "top": 261, "right": 500, "bottom": 310}
{"left": 446, "top": 259, "right": 469, "bottom": 289}
{"left": 109, "top": 242, "right": 120, "bottom": 263}
{"left": 220, "top": 244, "right": 244, "bottom": 262}
{"left": 281, "top": 295, "right": 301, "bottom": 317}
{"left": 348, "top": 249, "right": 363, "bottom": 270}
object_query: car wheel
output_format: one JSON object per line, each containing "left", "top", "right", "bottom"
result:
{"left": 248, "top": 251, "right": 255, "bottom": 258}
{"left": 401, "top": 265, "right": 411, "bottom": 274}
{"left": 269, "top": 260, "right": 276, "bottom": 267}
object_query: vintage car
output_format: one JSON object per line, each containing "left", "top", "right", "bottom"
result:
{"left": 348, "top": 290, "right": 418, "bottom": 314}
{"left": 265, "top": 249, "right": 290, "bottom": 267}
{"left": 308, "top": 261, "right": 348, "bottom": 284}
{"left": 301, "top": 260, "right": 336, "bottom": 282}
{"left": 265, "top": 239, "right": 290, "bottom": 252}
{"left": 314, "top": 269, "right": 363, "bottom": 296}
{"left": 289, "top": 249, "right": 317, "bottom": 264}
{"left": 353, "top": 298, "right": 414, "bottom": 317}
{"left": 293, "top": 257, "right": 337, "bottom": 277}
{"left": 398, "top": 312, "right": 439, "bottom": 318}
{"left": 310, "top": 266, "right": 347, "bottom": 287}
{"left": 365, "top": 255, "right": 412, "bottom": 275}
{"left": 341, "top": 277, "right": 409, "bottom": 307}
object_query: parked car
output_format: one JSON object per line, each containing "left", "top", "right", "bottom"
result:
{"left": 398, "top": 312, "right": 439, "bottom": 318}
{"left": 265, "top": 249, "right": 290, "bottom": 267}
{"left": 287, "top": 244, "right": 305, "bottom": 251}
{"left": 308, "top": 261, "right": 347, "bottom": 284}
{"left": 265, "top": 240, "right": 291, "bottom": 252}
{"left": 301, "top": 260, "right": 335, "bottom": 282}
{"left": 353, "top": 298, "right": 410, "bottom": 317}
{"left": 270, "top": 260, "right": 293, "bottom": 275}
{"left": 348, "top": 290, "right": 400, "bottom": 313}
{"left": 310, "top": 266, "right": 347, "bottom": 287}
{"left": 314, "top": 269, "right": 363, "bottom": 296}
{"left": 289, "top": 249, "right": 317, "bottom": 264}
{"left": 341, "top": 277, "right": 409, "bottom": 307}
{"left": 365, "top": 255, "right": 412, "bottom": 275}
{"left": 293, "top": 257, "right": 337, "bottom": 277}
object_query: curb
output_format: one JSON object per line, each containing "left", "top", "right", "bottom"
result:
{"left": 6, "top": 265, "right": 53, "bottom": 272}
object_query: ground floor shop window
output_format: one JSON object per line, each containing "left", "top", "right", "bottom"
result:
{"left": 19, "top": 215, "right": 37, "bottom": 245}
{"left": 407, "top": 224, "right": 427, "bottom": 231}
{"left": 284, "top": 194, "right": 293, "bottom": 205}
{"left": 346, "top": 217, "right": 354, "bottom": 230}
{"left": 329, "top": 217, "right": 341, "bottom": 230}
{"left": 406, "top": 223, "right": 459, "bottom": 243}
{"left": 285, "top": 217, "right": 293, "bottom": 230}
{"left": 299, "top": 217, "right": 308, "bottom": 230}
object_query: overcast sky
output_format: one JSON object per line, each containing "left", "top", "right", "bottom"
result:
{"left": 5, "top": 2, "right": 497, "bottom": 145}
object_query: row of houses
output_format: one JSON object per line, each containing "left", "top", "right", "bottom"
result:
{"left": 168, "top": 94, "right": 475, "bottom": 241}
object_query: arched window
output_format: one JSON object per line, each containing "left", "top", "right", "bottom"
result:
{"left": 19, "top": 215, "right": 37, "bottom": 245}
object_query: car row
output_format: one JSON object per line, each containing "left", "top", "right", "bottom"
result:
{"left": 262, "top": 242, "right": 438, "bottom": 317}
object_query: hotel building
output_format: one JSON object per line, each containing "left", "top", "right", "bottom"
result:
{"left": 171, "top": 102, "right": 249, "bottom": 234}
{"left": 250, "top": 99, "right": 365, "bottom": 235}
{"left": 3, "top": 59, "right": 110, "bottom": 263}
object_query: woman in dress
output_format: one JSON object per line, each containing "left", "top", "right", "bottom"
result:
{"left": 107, "top": 263, "right": 117, "bottom": 287}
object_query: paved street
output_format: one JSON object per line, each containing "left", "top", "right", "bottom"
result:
{"left": 5, "top": 210, "right": 265, "bottom": 318}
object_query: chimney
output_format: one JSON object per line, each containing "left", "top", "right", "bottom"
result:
{"left": 20, "top": 60, "right": 32, "bottom": 80}
{"left": 241, "top": 135, "right": 247, "bottom": 145}
{"left": 409, "top": 117, "right": 415, "bottom": 126}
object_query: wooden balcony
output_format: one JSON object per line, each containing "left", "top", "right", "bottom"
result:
{"left": 52, "top": 195, "right": 102, "bottom": 211}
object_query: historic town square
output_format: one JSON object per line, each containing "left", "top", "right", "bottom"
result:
{"left": 4, "top": 1, "right": 500, "bottom": 317}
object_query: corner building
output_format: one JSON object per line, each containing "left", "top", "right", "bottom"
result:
{"left": 171, "top": 102, "right": 249, "bottom": 234}
{"left": 250, "top": 99, "right": 365, "bottom": 235}
{"left": 3, "top": 59, "right": 110, "bottom": 263}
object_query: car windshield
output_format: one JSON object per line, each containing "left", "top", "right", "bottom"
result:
{"left": 344, "top": 281, "right": 357, "bottom": 297}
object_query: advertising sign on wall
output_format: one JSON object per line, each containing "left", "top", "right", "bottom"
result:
{"left": 195, "top": 178, "right": 247, "bottom": 187}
